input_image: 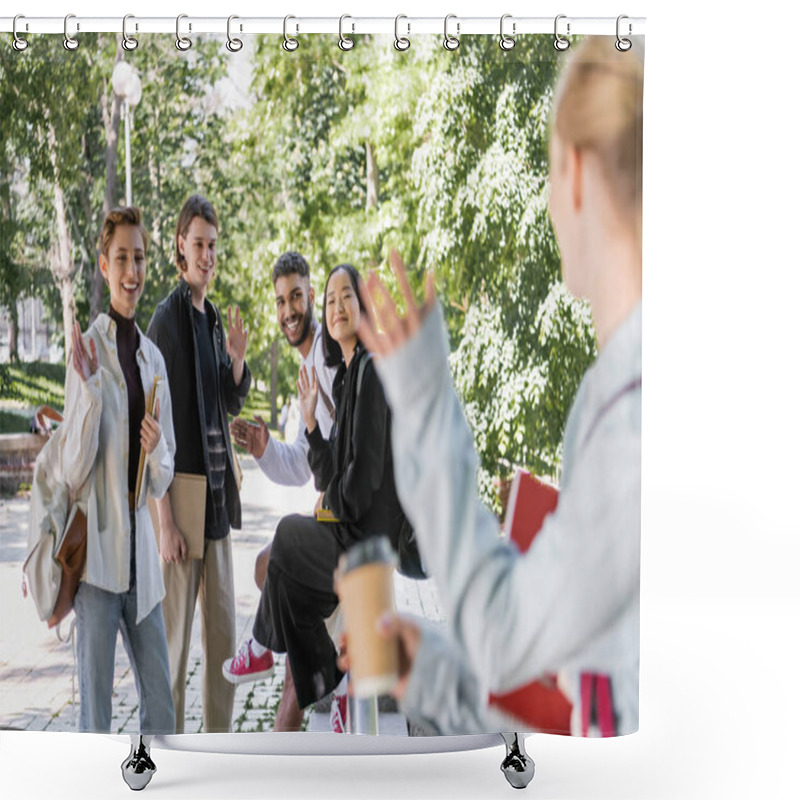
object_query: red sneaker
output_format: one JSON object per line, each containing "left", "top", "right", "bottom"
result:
{"left": 222, "top": 639, "right": 275, "bottom": 685}
{"left": 330, "top": 693, "right": 348, "bottom": 733}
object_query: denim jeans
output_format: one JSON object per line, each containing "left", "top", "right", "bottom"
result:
{"left": 73, "top": 517, "right": 175, "bottom": 734}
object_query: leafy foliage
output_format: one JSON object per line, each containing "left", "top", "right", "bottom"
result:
{"left": 2, "top": 34, "right": 598, "bottom": 509}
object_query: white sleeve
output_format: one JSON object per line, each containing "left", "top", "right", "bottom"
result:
{"left": 312, "top": 336, "right": 336, "bottom": 439}
{"left": 375, "top": 304, "right": 640, "bottom": 697}
{"left": 255, "top": 423, "right": 313, "bottom": 486}
{"left": 399, "top": 622, "right": 489, "bottom": 735}
{"left": 58, "top": 334, "right": 102, "bottom": 493}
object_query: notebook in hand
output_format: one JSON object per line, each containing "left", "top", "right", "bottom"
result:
{"left": 504, "top": 469, "right": 560, "bottom": 553}
{"left": 134, "top": 376, "right": 160, "bottom": 508}
{"left": 492, "top": 469, "right": 572, "bottom": 735}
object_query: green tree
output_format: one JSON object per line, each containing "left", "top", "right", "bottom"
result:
{"left": 407, "top": 37, "right": 597, "bottom": 508}
{"left": 3, "top": 33, "right": 597, "bottom": 514}
{"left": 1, "top": 35, "right": 232, "bottom": 359}
{"left": 1, "top": 34, "right": 110, "bottom": 361}
{"left": 116, "top": 36, "right": 230, "bottom": 328}
{"left": 225, "top": 34, "right": 596, "bottom": 505}
{"left": 226, "top": 35, "right": 437, "bottom": 414}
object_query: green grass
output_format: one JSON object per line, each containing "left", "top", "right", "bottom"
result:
{"left": 0, "top": 362, "right": 66, "bottom": 411}
{"left": 238, "top": 389, "right": 273, "bottom": 425}
{"left": 0, "top": 409, "right": 32, "bottom": 434}
{"left": 0, "top": 361, "right": 281, "bottom": 436}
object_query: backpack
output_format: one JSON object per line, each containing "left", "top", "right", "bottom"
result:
{"left": 355, "top": 353, "right": 427, "bottom": 581}
{"left": 23, "top": 421, "right": 91, "bottom": 627}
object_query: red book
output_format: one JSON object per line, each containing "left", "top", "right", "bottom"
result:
{"left": 504, "top": 469, "right": 559, "bottom": 553}
{"left": 490, "top": 469, "right": 572, "bottom": 734}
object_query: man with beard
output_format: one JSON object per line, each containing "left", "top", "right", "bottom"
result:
{"left": 229, "top": 251, "right": 338, "bottom": 731}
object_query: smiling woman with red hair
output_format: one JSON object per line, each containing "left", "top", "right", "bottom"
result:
{"left": 63, "top": 206, "right": 175, "bottom": 738}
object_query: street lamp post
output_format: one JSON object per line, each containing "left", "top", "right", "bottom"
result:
{"left": 111, "top": 62, "right": 142, "bottom": 207}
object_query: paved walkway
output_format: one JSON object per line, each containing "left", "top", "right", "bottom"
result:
{"left": 0, "top": 456, "right": 443, "bottom": 734}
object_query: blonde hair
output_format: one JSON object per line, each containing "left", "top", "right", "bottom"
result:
{"left": 553, "top": 37, "right": 644, "bottom": 240}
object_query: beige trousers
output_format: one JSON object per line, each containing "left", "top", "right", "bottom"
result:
{"left": 161, "top": 536, "right": 236, "bottom": 734}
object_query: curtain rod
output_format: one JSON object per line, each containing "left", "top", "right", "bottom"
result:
{"left": 1, "top": 16, "right": 646, "bottom": 37}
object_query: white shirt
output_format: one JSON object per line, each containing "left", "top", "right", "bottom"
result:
{"left": 256, "top": 322, "right": 337, "bottom": 486}
{"left": 59, "top": 314, "right": 175, "bottom": 623}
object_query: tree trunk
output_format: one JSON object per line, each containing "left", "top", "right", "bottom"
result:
{"left": 365, "top": 141, "right": 379, "bottom": 211}
{"left": 147, "top": 144, "right": 162, "bottom": 253}
{"left": 58, "top": 276, "right": 77, "bottom": 366}
{"left": 270, "top": 339, "right": 279, "bottom": 428}
{"left": 48, "top": 123, "right": 77, "bottom": 364}
{"left": 90, "top": 40, "right": 124, "bottom": 323}
{"left": 8, "top": 307, "right": 19, "bottom": 363}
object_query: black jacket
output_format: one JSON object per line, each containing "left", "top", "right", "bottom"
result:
{"left": 305, "top": 345, "right": 404, "bottom": 548}
{"left": 146, "top": 278, "right": 251, "bottom": 531}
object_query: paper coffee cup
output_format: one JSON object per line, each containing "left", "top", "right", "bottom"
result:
{"left": 338, "top": 536, "right": 398, "bottom": 698}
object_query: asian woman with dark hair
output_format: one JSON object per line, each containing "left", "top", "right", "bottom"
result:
{"left": 222, "top": 264, "right": 405, "bottom": 727}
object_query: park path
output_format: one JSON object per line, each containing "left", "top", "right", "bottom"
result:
{"left": 0, "top": 456, "right": 442, "bottom": 734}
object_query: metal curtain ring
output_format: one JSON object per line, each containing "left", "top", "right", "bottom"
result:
{"left": 339, "top": 15, "right": 354, "bottom": 51}
{"left": 12, "top": 14, "right": 29, "bottom": 52}
{"left": 226, "top": 15, "right": 243, "bottom": 52}
{"left": 175, "top": 14, "right": 192, "bottom": 51}
{"left": 554, "top": 14, "right": 570, "bottom": 51}
{"left": 122, "top": 15, "right": 139, "bottom": 51}
{"left": 443, "top": 14, "right": 460, "bottom": 51}
{"left": 394, "top": 14, "right": 410, "bottom": 51}
{"left": 283, "top": 15, "right": 299, "bottom": 52}
{"left": 616, "top": 15, "right": 632, "bottom": 51}
{"left": 63, "top": 14, "right": 79, "bottom": 51}
{"left": 499, "top": 14, "right": 515, "bottom": 50}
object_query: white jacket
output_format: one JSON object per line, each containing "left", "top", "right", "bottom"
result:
{"left": 376, "top": 302, "right": 641, "bottom": 736}
{"left": 58, "top": 314, "right": 175, "bottom": 623}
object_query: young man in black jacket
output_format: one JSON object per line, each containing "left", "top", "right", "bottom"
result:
{"left": 147, "top": 195, "right": 251, "bottom": 734}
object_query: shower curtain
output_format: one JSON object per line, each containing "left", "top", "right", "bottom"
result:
{"left": 1, "top": 24, "right": 643, "bottom": 743}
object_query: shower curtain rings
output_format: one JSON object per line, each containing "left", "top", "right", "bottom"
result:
{"left": 443, "top": 14, "right": 460, "bottom": 51}
{"left": 499, "top": 14, "right": 515, "bottom": 50}
{"left": 394, "top": 15, "right": 410, "bottom": 51}
{"left": 339, "top": 15, "right": 355, "bottom": 51}
{"left": 283, "top": 16, "right": 299, "bottom": 52}
{"left": 616, "top": 15, "right": 633, "bottom": 51}
{"left": 226, "top": 15, "right": 243, "bottom": 52}
{"left": 554, "top": 14, "right": 570, "bottom": 51}
{"left": 122, "top": 15, "right": 139, "bottom": 51}
{"left": 175, "top": 14, "right": 192, "bottom": 51}
{"left": 63, "top": 14, "right": 79, "bottom": 51}
{"left": 12, "top": 14, "right": 29, "bottom": 51}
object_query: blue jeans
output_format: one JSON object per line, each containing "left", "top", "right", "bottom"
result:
{"left": 74, "top": 561, "right": 175, "bottom": 734}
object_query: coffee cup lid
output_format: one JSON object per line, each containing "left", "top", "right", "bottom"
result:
{"left": 341, "top": 535, "right": 397, "bottom": 574}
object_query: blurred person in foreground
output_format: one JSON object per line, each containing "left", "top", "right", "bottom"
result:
{"left": 351, "top": 37, "right": 643, "bottom": 736}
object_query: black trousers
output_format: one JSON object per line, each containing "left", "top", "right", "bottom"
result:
{"left": 253, "top": 514, "right": 362, "bottom": 709}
